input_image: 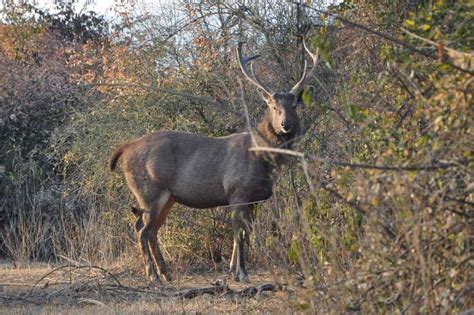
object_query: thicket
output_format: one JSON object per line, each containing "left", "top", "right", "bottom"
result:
{"left": 0, "top": 0, "right": 472, "bottom": 313}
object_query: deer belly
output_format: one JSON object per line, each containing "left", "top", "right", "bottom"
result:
{"left": 250, "top": 183, "right": 273, "bottom": 201}
{"left": 170, "top": 182, "right": 228, "bottom": 209}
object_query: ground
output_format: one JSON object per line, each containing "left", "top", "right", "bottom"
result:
{"left": 0, "top": 261, "right": 305, "bottom": 314}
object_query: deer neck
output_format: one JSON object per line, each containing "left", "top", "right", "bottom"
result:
{"left": 252, "top": 113, "right": 296, "bottom": 165}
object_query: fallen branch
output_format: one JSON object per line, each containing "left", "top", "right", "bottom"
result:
{"left": 175, "top": 285, "right": 228, "bottom": 299}
{"left": 29, "top": 264, "right": 123, "bottom": 294}
{"left": 0, "top": 293, "right": 41, "bottom": 305}
{"left": 236, "top": 283, "right": 276, "bottom": 298}
{"left": 174, "top": 281, "right": 276, "bottom": 299}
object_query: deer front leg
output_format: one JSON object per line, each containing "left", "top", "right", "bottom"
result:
{"left": 229, "top": 239, "right": 238, "bottom": 274}
{"left": 231, "top": 205, "right": 251, "bottom": 283}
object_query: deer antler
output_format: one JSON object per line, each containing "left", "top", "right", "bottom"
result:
{"left": 290, "top": 36, "right": 320, "bottom": 96}
{"left": 237, "top": 42, "right": 274, "bottom": 97}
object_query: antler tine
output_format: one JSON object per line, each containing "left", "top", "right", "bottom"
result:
{"left": 237, "top": 42, "right": 274, "bottom": 96}
{"left": 250, "top": 63, "right": 274, "bottom": 96}
{"left": 290, "top": 36, "right": 320, "bottom": 95}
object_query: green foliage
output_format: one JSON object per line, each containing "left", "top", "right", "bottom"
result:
{"left": 301, "top": 87, "right": 313, "bottom": 108}
{"left": 348, "top": 103, "right": 368, "bottom": 122}
{"left": 404, "top": 1, "right": 473, "bottom": 50}
{"left": 287, "top": 238, "right": 300, "bottom": 265}
{"left": 311, "top": 1, "right": 473, "bottom": 313}
{"left": 309, "top": 28, "right": 331, "bottom": 68}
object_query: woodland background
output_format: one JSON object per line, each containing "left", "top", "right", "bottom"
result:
{"left": 0, "top": 0, "right": 472, "bottom": 313}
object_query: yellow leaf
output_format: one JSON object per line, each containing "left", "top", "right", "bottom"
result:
{"left": 421, "top": 24, "right": 431, "bottom": 31}
{"left": 405, "top": 19, "right": 415, "bottom": 28}
{"left": 407, "top": 171, "right": 417, "bottom": 182}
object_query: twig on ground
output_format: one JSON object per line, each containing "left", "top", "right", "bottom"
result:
{"left": 0, "top": 293, "right": 41, "bottom": 305}
{"left": 174, "top": 281, "right": 276, "bottom": 299}
{"left": 30, "top": 264, "right": 123, "bottom": 294}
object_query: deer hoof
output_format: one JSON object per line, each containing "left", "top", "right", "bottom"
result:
{"left": 149, "top": 273, "right": 163, "bottom": 285}
{"left": 163, "top": 273, "right": 173, "bottom": 282}
{"left": 239, "top": 274, "right": 250, "bottom": 283}
{"left": 234, "top": 272, "right": 249, "bottom": 283}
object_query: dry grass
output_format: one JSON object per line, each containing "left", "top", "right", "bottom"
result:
{"left": 0, "top": 261, "right": 304, "bottom": 314}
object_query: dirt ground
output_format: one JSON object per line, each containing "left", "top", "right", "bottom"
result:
{"left": 0, "top": 261, "right": 306, "bottom": 314}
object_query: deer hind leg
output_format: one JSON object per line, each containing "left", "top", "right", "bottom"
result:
{"left": 137, "top": 190, "right": 172, "bottom": 284}
{"left": 148, "top": 197, "right": 174, "bottom": 282}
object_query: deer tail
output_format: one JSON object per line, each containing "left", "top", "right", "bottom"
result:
{"left": 109, "top": 143, "right": 129, "bottom": 171}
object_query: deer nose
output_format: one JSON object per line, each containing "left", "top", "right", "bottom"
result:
{"left": 281, "top": 121, "right": 292, "bottom": 132}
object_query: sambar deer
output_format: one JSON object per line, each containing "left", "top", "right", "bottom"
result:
{"left": 109, "top": 39, "right": 319, "bottom": 283}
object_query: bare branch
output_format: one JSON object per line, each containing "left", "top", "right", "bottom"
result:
{"left": 249, "top": 146, "right": 464, "bottom": 171}
{"left": 77, "top": 83, "right": 245, "bottom": 119}
{"left": 294, "top": 2, "right": 474, "bottom": 76}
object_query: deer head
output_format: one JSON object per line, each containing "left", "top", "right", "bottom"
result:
{"left": 237, "top": 38, "right": 319, "bottom": 137}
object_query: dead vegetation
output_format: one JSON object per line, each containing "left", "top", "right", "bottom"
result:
{"left": 0, "top": 263, "right": 296, "bottom": 313}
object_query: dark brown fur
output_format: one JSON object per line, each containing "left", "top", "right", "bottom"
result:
{"left": 109, "top": 41, "right": 317, "bottom": 284}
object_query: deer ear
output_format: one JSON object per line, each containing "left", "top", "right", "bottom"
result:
{"left": 259, "top": 90, "right": 273, "bottom": 105}
{"left": 131, "top": 206, "right": 144, "bottom": 218}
